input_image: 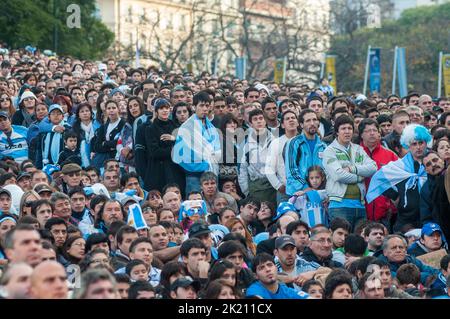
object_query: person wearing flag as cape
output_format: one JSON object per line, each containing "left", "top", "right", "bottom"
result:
{"left": 366, "top": 124, "right": 432, "bottom": 233}
{"left": 172, "top": 91, "right": 222, "bottom": 195}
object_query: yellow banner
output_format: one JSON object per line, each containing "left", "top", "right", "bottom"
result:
{"left": 443, "top": 54, "right": 450, "bottom": 97}
{"left": 186, "top": 62, "right": 193, "bottom": 74}
{"left": 325, "top": 55, "right": 337, "bottom": 93}
{"left": 274, "top": 58, "right": 286, "bottom": 84}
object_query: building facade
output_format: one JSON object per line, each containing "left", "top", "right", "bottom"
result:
{"left": 96, "top": 0, "right": 330, "bottom": 83}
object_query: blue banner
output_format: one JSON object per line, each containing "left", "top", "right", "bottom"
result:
{"left": 397, "top": 47, "right": 408, "bottom": 97}
{"left": 235, "top": 57, "right": 246, "bottom": 80}
{"left": 369, "top": 48, "right": 381, "bottom": 93}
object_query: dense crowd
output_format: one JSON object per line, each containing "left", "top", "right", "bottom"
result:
{"left": 0, "top": 47, "right": 449, "bottom": 299}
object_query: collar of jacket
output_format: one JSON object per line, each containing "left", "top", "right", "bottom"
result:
{"left": 301, "top": 247, "right": 333, "bottom": 265}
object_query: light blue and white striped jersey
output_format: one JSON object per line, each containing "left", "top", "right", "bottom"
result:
{"left": 0, "top": 125, "right": 29, "bottom": 164}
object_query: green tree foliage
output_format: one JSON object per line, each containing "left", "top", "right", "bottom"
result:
{"left": 330, "top": 3, "right": 450, "bottom": 95}
{"left": 0, "top": 0, "right": 114, "bottom": 60}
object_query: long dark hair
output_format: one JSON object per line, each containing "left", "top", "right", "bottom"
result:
{"left": 72, "top": 102, "right": 94, "bottom": 139}
{"left": 95, "top": 92, "right": 107, "bottom": 123}
{"left": 126, "top": 96, "right": 145, "bottom": 125}
{"left": 171, "top": 102, "right": 193, "bottom": 126}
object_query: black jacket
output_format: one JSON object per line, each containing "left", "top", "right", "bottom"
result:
{"left": 143, "top": 118, "right": 185, "bottom": 195}
{"left": 384, "top": 160, "right": 421, "bottom": 232}
{"left": 58, "top": 147, "right": 82, "bottom": 166}
{"left": 91, "top": 119, "right": 126, "bottom": 157}
{"left": 300, "top": 247, "right": 343, "bottom": 268}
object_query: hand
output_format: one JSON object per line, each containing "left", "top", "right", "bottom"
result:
{"left": 278, "top": 185, "right": 286, "bottom": 194}
{"left": 294, "top": 187, "right": 312, "bottom": 196}
{"left": 197, "top": 260, "right": 210, "bottom": 278}
{"left": 54, "top": 125, "right": 65, "bottom": 133}
{"left": 294, "top": 271, "right": 316, "bottom": 286}
{"left": 160, "top": 134, "right": 174, "bottom": 141}
{"left": 121, "top": 147, "right": 131, "bottom": 157}
{"left": 343, "top": 166, "right": 351, "bottom": 173}
{"left": 228, "top": 191, "right": 242, "bottom": 201}
{"left": 90, "top": 152, "right": 95, "bottom": 160}
{"left": 344, "top": 256, "right": 360, "bottom": 269}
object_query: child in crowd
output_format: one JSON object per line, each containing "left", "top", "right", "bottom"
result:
{"left": 289, "top": 165, "right": 328, "bottom": 227}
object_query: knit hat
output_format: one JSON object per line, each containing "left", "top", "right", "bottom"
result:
{"left": 19, "top": 91, "right": 37, "bottom": 104}
{"left": 153, "top": 98, "right": 170, "bottom": 112}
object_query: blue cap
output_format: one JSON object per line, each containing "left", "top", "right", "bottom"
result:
{"left": 48, "top": 104, "right": 64, "bottom": 114}
{"left": 273, "top": 202, "right": 297, "bottom": 221}
{"left": 421, "top": 223, "right": 443, "bottom": 237}
{"left": 0, "top": 111, "right": 10, "bottom": 119}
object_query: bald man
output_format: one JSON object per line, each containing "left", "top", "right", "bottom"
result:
{"left": 163, "top": 191, "right": 181, "bottom": 219}
{"left": 30, "top": 261, "right": 68, "bottom": 299}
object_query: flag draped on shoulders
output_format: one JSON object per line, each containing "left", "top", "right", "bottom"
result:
{"left": 172, "top": 114, "right": 221, "bottom": 175}
{"left": 366, "top": 152, "right": 427, "bottom": 207}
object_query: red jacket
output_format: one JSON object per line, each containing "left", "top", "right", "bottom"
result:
{"left": 362, "top": 142, "right": 398, "bottom": 221}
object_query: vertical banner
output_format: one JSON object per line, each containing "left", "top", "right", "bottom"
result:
{"left": 186, "top": 62, "right": 193, "bottom": 73}
{"left": 325, "top": 55, "right": 337, "bottom": 93}
{"left": 369, "top": 48, "right": 381, "bottom": 94}
{"left": 396, "top": 47, "right": 408, "bottom": 98}
{"left": 235, "top": 57, "right": 246, "bottom": 80}
{"left": 442, "top": 54, "right": 450, "bottom": 97}
{"left": 135, "top": 30, "right": 141, "bottom": 68}
{"left": 274, "top": 57, "right": 287, "bottom": 84}
{"left": 211, "top": 57, "right": 218, "bottom": 76}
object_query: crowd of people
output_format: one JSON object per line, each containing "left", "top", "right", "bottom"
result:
{"left": 0, "top": 47, "right": 449, "bottom": 299}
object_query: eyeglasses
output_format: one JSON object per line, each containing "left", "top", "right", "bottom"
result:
{"left": 0, "top": 98, "right": 9, "bottom": 102}
{"left": 91, "top": 258, "right": 110, "bottom": 264}
{"left": 311, "top": 238, "right": 332, "bottom": 245}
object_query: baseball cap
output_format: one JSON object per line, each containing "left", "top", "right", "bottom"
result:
{"left": 48, "top": 104, "right": 64, "bottom": 114}
{"left": 170, "top": 276, "right": 200, "bottom": 292}
{"left": 16, "top": 172, "right": 31, "bottom": 182}
{"left": 120, "top": 196, "right": 138, "bottom": 207}
{"left": 0, "top": 111, "right": 10, "bottom": 119}
{"left": 33, "top": 183, "right": 53, "bottom": 195}
{"left": 421, "top": 223, "right": 443, "bottom": 238}
{"left": 188, "top": 222, "right": 211, "bottom": 239}
{"left": 0, "top": 188, "right": 11, "bottom": 198}
{"left": 275, "top": 235, "right": 296, "bottom": 249}
{"left": 61, "top": 163, "right": 82, "bottom": 175}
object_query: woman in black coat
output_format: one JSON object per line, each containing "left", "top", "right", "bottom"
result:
{"left": 144, "top": 98, "right": 185, "bottom": 196}
{"left": 91, "top": 100, "right": 125, "bottom": 169}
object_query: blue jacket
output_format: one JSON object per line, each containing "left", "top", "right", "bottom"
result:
{"left": 284, "top": 133, "right": 326, "bottom": 196}
{"left": 246, "top": 281, "right": 309, "bottom": 299}
{"left": 377, "top": 254, "right": 440, "bottom": 285}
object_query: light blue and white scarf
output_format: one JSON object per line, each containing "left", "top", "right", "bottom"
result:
{"left": 172, "top": 114, "right": 221, "bottom": 175}
{"left": 366, "top": 152, "right": 427, "bottom": 207}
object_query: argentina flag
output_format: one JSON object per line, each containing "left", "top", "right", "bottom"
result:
{"left": 127, "top": 204, "right": 148, "bottom": 230}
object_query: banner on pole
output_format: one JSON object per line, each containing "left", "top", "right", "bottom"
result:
{"left": 369, "top": 48, "right": 381, "bottom": 93}
{"left": 397, "top": 47, "right": 408, "bottom": 97}
{"left": 442, "top": 54, "right": 450, "bottom": 97}
{"left": 235, "top": 57, "right": 246, "bottom": 80}
{"left": 274, "top": 57, "right": 287, "bottom": 84}
{"left": 325, "top": 55, "right": 337, "bottom": 93}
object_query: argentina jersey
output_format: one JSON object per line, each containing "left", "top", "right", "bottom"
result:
{"left": 0, "top": 125, "right": 29, "bottom": 164}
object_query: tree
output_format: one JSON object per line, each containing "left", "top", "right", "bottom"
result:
{"left": 0, "top": 0, "right": 114, "bottom": 60}
{"left": 329, "top": 2, "right": 450, "bottom": 95}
